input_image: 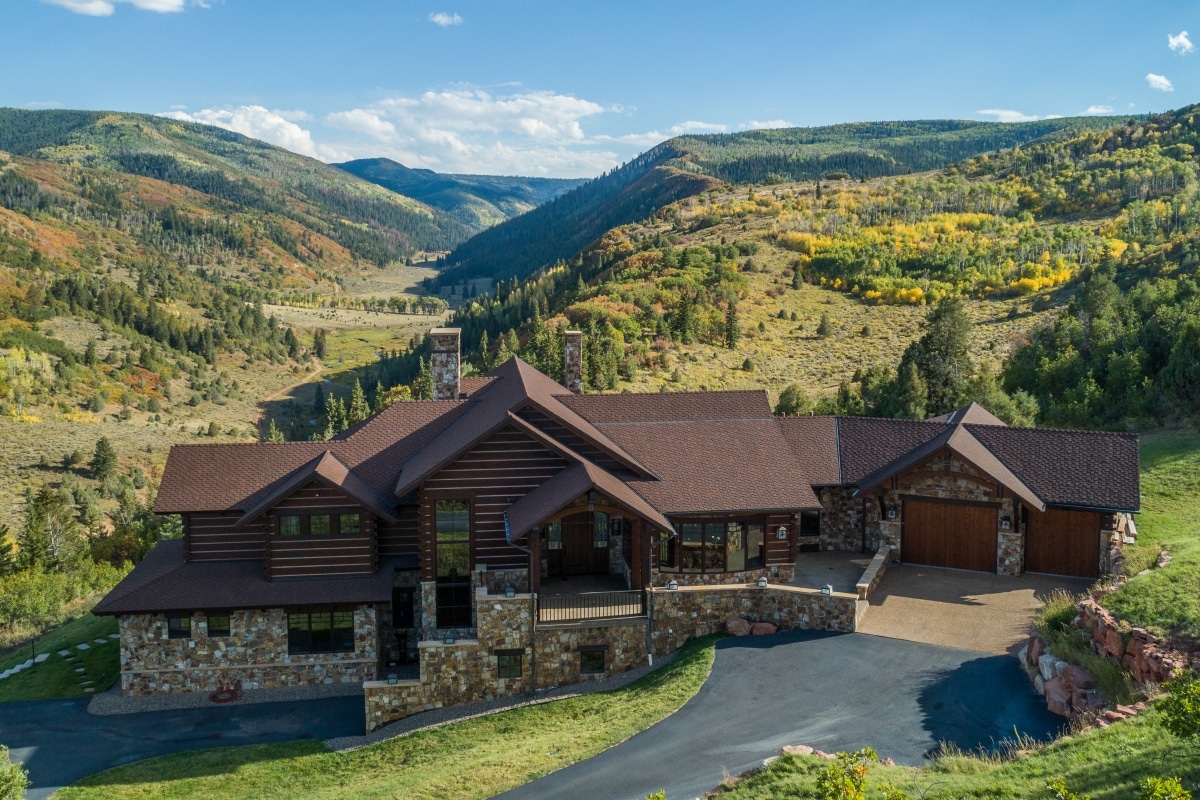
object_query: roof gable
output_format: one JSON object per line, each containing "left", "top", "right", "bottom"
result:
{"left": 237, "top": 451, "right": 399, "bottom": 527}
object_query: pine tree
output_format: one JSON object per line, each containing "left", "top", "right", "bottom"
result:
{"left": 816, "top": 312, "right": 832, "bottom": 338}
{"left": 896, "top": 361, "right": 928, "bottom": 420}
{"left": 724, "top": 303, "right": 740, "bottom": 349}
{"left": 792, "top": 270, "right": 803, "bottom": 290}
{"left": 373, "top": 380, "right": 387, "bottom": 413}
{"left": 412, "top": 357, "right": 433, "bottom": 400}
{"left": 348, "top": 379, "right": 370, "bottom": 425}
{"left": 91, "top": 437, "right": 117, "bottom": 482}
{"left": 266, "top": 419, "right": 286, "bottom": 443}
{"left": 0, "top": 524, "right": 15, "bottom": 576}
{"left": 478, "top": 330, "right": 492, "bottom": 372}
{"left": 83, "top": 339, "right": 98, "bottom": 367}
{"left": 312, "top": 328, "right": 328, "bottom": 360}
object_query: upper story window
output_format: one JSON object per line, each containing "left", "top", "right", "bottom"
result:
{"left": 435, "top": 500, "right": 470, "bottom": 580}
{"left": 659, "top": 519, "right": 766, "bottom": 574}
{"left": 277, "top": 511, "right": 364, "bottom": 538}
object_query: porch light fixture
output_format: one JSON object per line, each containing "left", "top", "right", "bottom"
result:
{"left": 886, "top": 505, "right": 898, "bottom": 520}
{"left": 504, "top": 587, "right": 516, "bottom": 598}
{"left": 775, "top": 527, "right": 788, "bottom": 541}
{"left": 1000, "top": 516, "right": 1012, "bottom": 531}
{"left": 822, "top": 584, "right": 833, "bottom": 596}
{"left": 666, "top": 579, "right": 679, "bottom": 591}
{"left": 757, "top": 576, "right": 769, "bottom": 588}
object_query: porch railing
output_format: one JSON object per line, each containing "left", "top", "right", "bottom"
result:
{"left": 537, "top": 589, "right": 646, "bottom": 623}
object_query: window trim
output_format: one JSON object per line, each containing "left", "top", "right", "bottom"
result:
{"left": 659, "top": 517, "right": 769, "bottom": 574}
{"left": 286, "top": 608, "right": 356, "bottom": 656}
{"left": 495, "top": 649, "right": 523, "bottom": 679}
{"left": 579, "top": 648, "right": 606, "bottom": 674}
{"left": 273, "top": 508, "right": 366, "bottom": 538}
{"left": 206, "top": 614, "right": 231, "bottom": 638}
{"left": 167, "top": 615, "right": 191, "bottom": 639}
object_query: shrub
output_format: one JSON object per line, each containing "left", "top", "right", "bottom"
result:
{"left": 776, "top": 384, "right": 815, "bottom": 416}
{"left": 1047, "top": 778, "right": 1091, "bottom": 800}
{"left": 817, "top": 312, "right": 832, "bottom": 337}
{"left": 742, "top": 358, "right": 754, "bottom": 372}
{"left": 817, "top": 748, "right": 877, "bottom": 800}
{"left": 85, "top": 394, "right": 105, "bottom": 413}
{"left": 1159, "top": 673, "right": 1200, "bottom": 742}
{"left": 0, "top": 745, "right": 28, "bottom": 800}
{"left": 1141, "top": 777, "right": 1192, "bottom": 800}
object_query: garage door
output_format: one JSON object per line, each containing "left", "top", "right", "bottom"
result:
{"left": 902, "top": 498, "right": 997, "bottom": 572}
{"left": 1025, "top": 508, "right": 1100, "bottom": 579}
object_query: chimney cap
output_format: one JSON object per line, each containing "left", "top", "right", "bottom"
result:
{"left": 430, "top": 327, "right": 461, "bottom": 336}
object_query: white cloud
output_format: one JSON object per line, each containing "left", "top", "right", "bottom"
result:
{"left": 667, "top": 120, "right": 728, "bottom": 134}
{"left": 43, "top": 0, "right": 191, "bottom": 15}
{"left": 429, "top": 11, "right": 462, "bottom": 26}
{"left": 1082, "top": 105, "right": 1114, "bottom": 115}
{"left": 160, "top": 106, "right": 322, "bottom": 159}
{"left": 375, "top": 87, "right": 610, "bottom": 143}
{"left": 1168, "top": 30, "right": 1194, "bottom": 54}
{"left": 1146, "top": 73, "right": 1174, "bottom": 91}
{"left": 741, "top": 119, "right": 793, "bottom": 130}
{"left": 976, "top": 108, "right": 1042, "bottom": 123}
{"left": 24, "top": 100, "right": 63, "bottom": 109}
{"left": 326, "top": 109, "right": 397, "bottom": 141}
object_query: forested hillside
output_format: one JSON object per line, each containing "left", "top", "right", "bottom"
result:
{"left": 335, "top": 158, "right": 586, "bottom": 232}
{"left": 437, "top": 116, "right": 1130, "bottom": 286}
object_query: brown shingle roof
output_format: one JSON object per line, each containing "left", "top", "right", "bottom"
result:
{"left": 505, "top": 462, "right": 674, "bottom": 539}
{"left": 92, "top": 540, "right": 397, "bottom": 615}
{"left": 776, "top": 416, "right": 841, "bottom": 485}
{"left": 835, "top": 417, "right": 947, "bottom": 484}
{"left": 928, "top": 402, "right": 1006, "bottom": 426}
{"left": 601, "top": 419, "right": 821, "bottom": 514}
{"left": 559, "top": 389, "right": 772, "bottom": 423}
{"left": 236, "top": 451, "right": 399, "bottom": 527}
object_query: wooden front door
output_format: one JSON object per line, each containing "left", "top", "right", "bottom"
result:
{"left": 562, "top": 513, "right": 595, "bottom": 575}
{"left": 903, "top": 498, "right": 998, "bottom": 573}
{"left": 1025, "top": 507, "right": 1100, "bottom": 578}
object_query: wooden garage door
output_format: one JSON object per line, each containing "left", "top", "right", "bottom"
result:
{"left": 903, "top": 498, "right": 997, "bottom": 572}
{"left": 1025, "top": 507, "right": 1100, "bottom": 579}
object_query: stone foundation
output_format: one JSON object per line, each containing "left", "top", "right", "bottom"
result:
{"left": 119, "top": 606, "right": 378, "bottom": 695}
{"left": 534, "top": 618, "right": 648, "bottom": 690}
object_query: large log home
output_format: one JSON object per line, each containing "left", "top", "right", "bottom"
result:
{"left": 95, "top": 327, "right": 1139, "bottom": 729}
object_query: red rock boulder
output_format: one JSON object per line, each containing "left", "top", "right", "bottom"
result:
{"left": 726, "top": 617, "right": 751, "bottom": 636}
{"left": 751, "top": 622, "right": 778, "bottom": 636}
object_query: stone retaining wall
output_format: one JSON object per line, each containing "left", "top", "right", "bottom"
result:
{"left": 534, "top": 618, "right": 648, "bottom": 690}
{"left": 648, "top": 583, "right": 858, "bottom": 656}
{"left": 651, "top": 564, "right": 795, "bottom": 587}
{"left": 1077, "top": 596, "right": 1195, "bottom": 684}
{"left": 119, "top": 606, "right": 378, "bottom": 695}
{"left": 855, "top": 545, "right": 892, "bottom": 600}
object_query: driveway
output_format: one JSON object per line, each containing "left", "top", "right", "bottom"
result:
{"left": 857, "top": 564, "right": 1092, "bottom": 654}
{"left": 494, "top": 631, "right": 1063, "bottom": 800}
{"left": 0, "top": 695, "right": 363, "bottom": 799}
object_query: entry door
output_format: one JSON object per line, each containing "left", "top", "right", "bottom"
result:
{"left": 562, "top": 513, "right": 594, "bottom": 575}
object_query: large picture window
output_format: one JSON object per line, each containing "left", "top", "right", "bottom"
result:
{"left": 287, "top": 610, "right": 355, "bottom": 655}
{"left": 660, "top": 518, "right": 767, "bottom": 574}
{"left": 435, "top": 500, "right": 472, "bottom": 628}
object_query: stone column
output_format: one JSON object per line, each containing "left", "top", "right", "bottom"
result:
{"left": 564, "top": 330, "right": 583, "bottom": 394}
{"left": 430, "top": 328, "right": 461, "bottom": 401}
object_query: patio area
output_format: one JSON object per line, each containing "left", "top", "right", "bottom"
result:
{"left": 535, "top": 575, "right": 644, "bottom": 623}
{"left": 790, "top": 551, "right": 873, "bottom": 594}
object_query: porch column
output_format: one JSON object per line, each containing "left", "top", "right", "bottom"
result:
{"left": 631, "top": 519, "right": 645, "bottom": 588}
{"left": 529, "top": 524, "right": 541, "bottom": 594}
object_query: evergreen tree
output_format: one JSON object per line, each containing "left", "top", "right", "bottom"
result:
{"left": 266, "top": 418, "right": 286, "bottom": 443}
{"left": 816, "top": 312, "right": 832, "bottom": 337}
{"left": 898, "top": 298, "right": 973, "bottom": 415}
{"left": 312, "top": 328, "right": 328, "bottom": 359}
{"left": 348, "top": 378, "right": 370, "bottom": 425}
{"left": 83, "top": 339, "right": 97, "bottom": 367}
{"left": 478, "top": 330, "right": 492, "bottom": 372}
{"left": 791, "top": 269, "right": 803, "bottom": 290}
{"left": 283, "top": 328, "right": 301, "bottom": 359}
{"left": 774, "top": 384, "right": 814, "bottom": 416}
{"left": 91, "top": 436, "right": 117, "bottom": 482}
{"left": 896, "top": 361, "right": 928, "bottom": 420}
{"left": 0, "top": 524, "right": 15, "bottom": 576}
{"left": 18, "top": 487, "right": 82, "bottom": 571}
{"left": 724, "top": 303, "right": 740, "bottom": 349}
{"left": 373, "top": 380, "right": 387, "bottom": 413}
{"left": 412, "top": 357, "right": 433, "bottom": 400}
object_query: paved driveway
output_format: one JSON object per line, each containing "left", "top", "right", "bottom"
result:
{"left": 857, "top": 564, "right": 1092, "bottom": 654}
{"left": 0, "top": 695, "right": 363, "bottom": 799}
{"left": 494, "top": 631, "right": 1063, "bottom": 800}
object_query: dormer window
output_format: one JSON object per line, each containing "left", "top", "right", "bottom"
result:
{"left": 275, "top": 511, "right": 364, "bottom": 537}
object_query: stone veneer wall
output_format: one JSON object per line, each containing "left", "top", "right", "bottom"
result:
{"left": 648, "top": 584, "right": 859, "bottom": 656}
{"left": 650, "top": 564, "right": 795, "bottom": 587}
{"left": 119, "top": 606, "right": 378, "bottom": 695}
{"left": 819, "top": 487, "right": 862, "bottom": 551}
{"left": 534, "top": 619, "right": 648, "bottom": 690}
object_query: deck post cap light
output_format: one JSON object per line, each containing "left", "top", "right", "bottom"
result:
{"left": 666, "top": 579, "right": 679, "bottom": 591}
{"left": 757, "top": 576, "right": 768, "bottom": 588}
{"left": 505, "top": 587, "right": 516, "bottom": 598}
{"left": 822, "top": 584, "right": 832, "bottom": 595}
{"left": 1000, "top": 516, "right": 1012, "bottom": 531}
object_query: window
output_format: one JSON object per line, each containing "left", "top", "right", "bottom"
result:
{"left": 593, "top": 512, "right": 609, "bottom": 548}
{"left": 662, "top": 518, "right": 767, "bottom": 574}
{"left": 436, "top": 500, "right": 472, "bottom": 628}
{"left": 339, "top": 513, "right": 360, "bottom": 535}
{"left": 287, "top": 610, "right": 355, "bottom": 655}
{"left": 280, "top": 515, "right": 300, "bottom": 537}
{"left": 580, "top": 648, "right": 606, "bottom": 674}
{"left": 496, "top": 650, "right": 523, "bottom": 678}
{"left": 206, "top": 614, "right": 230, "bottom": 637}
{"left": 309, "top": 515, "right": 331, "bottom": 535}
{"left": 546, "top": 520, "right": 562, "bottom": 550}
{"left": 276, "top": 511, "right": 364, "bottom": 537}
{"left": 167, "top": 615, "right": 191, "bottom": 639}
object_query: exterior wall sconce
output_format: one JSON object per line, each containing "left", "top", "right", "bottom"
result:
{"left": 666, "top": 579, "right": 679, "bottom": 591}
{"left": 885, "top": 505, "right": 898, "bottom": 520}
{"left": 504, "top": 587, "right": 516, "bottom": 598}
{"left": 444, "top": 636, "right": 456, "bottom": 645}
{"left": 1000, "top": 516, "right": 1012, "bottom": 531}
{"left": 822, "top": 584, "right": 832, "bottom": 596}
{"left": 757, "top": 576, "right": 769, "bottom": 588}
{"left": 775, "top": 527, "right": 788, "bottom": 540}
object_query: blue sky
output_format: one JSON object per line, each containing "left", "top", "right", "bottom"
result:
{"left": 2, "top": 0, "right": 1197, "bottom": 176}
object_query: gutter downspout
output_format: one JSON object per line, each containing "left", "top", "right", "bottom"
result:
{"left": 504, "top": 509, "right": 537, "bottom": 697}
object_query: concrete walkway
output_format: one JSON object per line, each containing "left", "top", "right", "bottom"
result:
{"left": 493, "top": 630, "right": 1064, "bottom": 800}
{"left": 791, "top": 552, "right": 871, "bottom": 593}
{"left": 856, "top": 564, "right": 1091, "bottom": 654}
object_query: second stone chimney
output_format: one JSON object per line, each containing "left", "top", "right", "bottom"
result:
{"left": 564, "top": 330, "right": 583, "bottom": 394}
{"left": 430, "top": 327, "right": 461, "bottom": 400}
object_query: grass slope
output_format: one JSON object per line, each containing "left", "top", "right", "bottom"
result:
{"left": 58, "top": 636, "right": 718, "bottom": 800}
{"left": 1103, "top": 429, "right": 1200, "bottom": 638}
{"left": 0, "top": 613, "right": 118, "bottom": 702}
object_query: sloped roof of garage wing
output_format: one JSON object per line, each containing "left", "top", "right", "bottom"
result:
{"left": 504, "top": 461, "right": 674, "bottom": 540}
{"left": 393, "top": 357, "right": 654, "bottom": 498}
{"left": 236, "top": 450, "right": 400, "bottom": 527}
{"left": 851, "top": 424, "right": 1045, "bottom": 511}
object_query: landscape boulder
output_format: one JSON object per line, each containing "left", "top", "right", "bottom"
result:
{"left": 1062, "top": 665, "right": 1095, "bottom": 692}
{"left": 782, "top": 744, "right": 814, "bottom": 756}
{"left": 751, "top": 622, "right": 778, "bottom": 636}
{"left": 1027, "top": 636, "right": 1044, "bottom": 667}
{"left": 726, "top": 617, "right": 752, "bottom": 636}
{"left": 1044, "top": 676, "right": 1072, "bottom": 717}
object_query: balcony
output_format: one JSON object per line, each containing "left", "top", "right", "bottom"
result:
{"left": 536, "top": 576, "right": 646, "bottom": 623}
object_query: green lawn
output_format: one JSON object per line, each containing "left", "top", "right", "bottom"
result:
{"left": 0, "top": 614, "right": 119, "bottom": 702}
{"left": 57, "top": 635, "right": 718, "bottom": 800}
{"left": 716, "top": 705, "right": 1198, "bottom": 800}
{"left": 1102, "top": 429, "right": 1200, "bottom": 638}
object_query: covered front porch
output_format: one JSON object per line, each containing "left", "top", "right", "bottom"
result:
{"left": 536, "top": 573, "right": 645, "bottom": 623}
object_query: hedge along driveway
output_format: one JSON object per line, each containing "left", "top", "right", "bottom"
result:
{"left": 56, "top": 635, "right": 718, "bottom": 800}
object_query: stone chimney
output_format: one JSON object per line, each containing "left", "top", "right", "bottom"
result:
{"left": 564, "top": 330, "right": 583, "bottom": 394}
{"left": 430, "top": 327, "right": 461, "bottom": 400}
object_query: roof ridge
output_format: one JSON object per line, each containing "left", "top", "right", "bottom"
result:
{"left": 591, "top": 417, "right": 779, "bottom": 426}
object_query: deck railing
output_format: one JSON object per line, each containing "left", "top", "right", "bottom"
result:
{"left": 537, "top": 589, "right": 646, "bottom": 623}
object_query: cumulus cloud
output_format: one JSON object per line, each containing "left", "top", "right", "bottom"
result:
{"left": 429, "top": 11, "right": 462, "bottom": 26}
{"left": 375, "top": 87, "right": 610, "bottom": 143}
{"left": 1168, "top": 30, "right": 1194, "bottom": 54}
{"left": 976, "top": 108, "right": 1042, "bottom": 122}
{"left": 160, "top": 106, "right": 322, "bottom": 159}
{"left": 741, "top": 119, "right": 793, "bottom": 130}
{"left": 43, "top": 0, "right": 191, "bottom": 15}
{"left": 326, "top": 109, "right": 396, "bottom": 141}
{"left": 667, "top": 120, "right": 728, "bottom": 134}
{"left": 1083, "top": 105, "right": 1114, "bottom": 115}
{"left": 1146, "top": 73, "right": 1174, "bottom": 91}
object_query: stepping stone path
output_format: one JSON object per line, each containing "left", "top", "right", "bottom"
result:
{"left": 75, "top": 643, "right": 89, "bottom": 650}
{"left": 0, "top": 632, "right": 117, "bottom": 697}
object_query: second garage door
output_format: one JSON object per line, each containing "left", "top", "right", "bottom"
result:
{"left": 902, "top": 498, "right": 997, "bottom": 572}
{"left": 1025, "top": 507, "right": 1100, "bottom": 579}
